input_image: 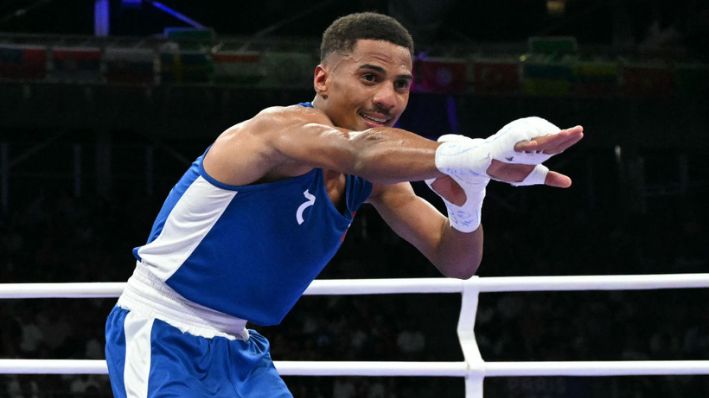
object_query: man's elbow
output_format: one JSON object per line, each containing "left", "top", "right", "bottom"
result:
{"left": 441, "top": 260, "right": 480, "bottom": 280}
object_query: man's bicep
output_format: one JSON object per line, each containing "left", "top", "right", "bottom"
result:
{"left": 272, "top": 122, "right": 354, "bottom": 166}
{"left": 258, "top": 108, "right": 360, "bottom": 171}
{"left": 369, "top": 182, "right": 447, "bottom": 260}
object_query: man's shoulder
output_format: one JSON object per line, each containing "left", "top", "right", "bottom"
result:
{"left": 252, "top": 104, "right": 332, "bottom": 128}
{"left": 207, "top": 104, "right": 330, "bottom": 186}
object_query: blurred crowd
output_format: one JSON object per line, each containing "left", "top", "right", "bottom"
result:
{"left": 1, "top": 156, "right": 707, "bottom": 398}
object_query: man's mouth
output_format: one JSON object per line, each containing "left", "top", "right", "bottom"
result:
{"left": 359, "top": 111, "right": 391, "bottom": 126}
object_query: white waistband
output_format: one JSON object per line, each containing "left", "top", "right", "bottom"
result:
{"left": 118, "top": 265, "right": 249, "bottom": 340}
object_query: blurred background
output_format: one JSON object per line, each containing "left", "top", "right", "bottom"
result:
{"left": 0, "top": 0, "right": 708, "bottom": 396}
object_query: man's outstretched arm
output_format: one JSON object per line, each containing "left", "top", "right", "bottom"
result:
{"left": 203, "top": 105, "right": 446, "bottom": 187}
{"left": 205, "top": 106, "right": 582, "bottom": 188}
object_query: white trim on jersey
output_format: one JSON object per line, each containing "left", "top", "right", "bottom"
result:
{"left": 136, "top": 176, "right": 237, "bottom": 281}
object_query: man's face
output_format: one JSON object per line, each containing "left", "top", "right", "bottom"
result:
{"left": 315, "top": 39, "right": 413, "bottom": 131}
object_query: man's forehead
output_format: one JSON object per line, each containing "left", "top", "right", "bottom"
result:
{"left": 348, "top": 39, "right": 413, "bottom": 69}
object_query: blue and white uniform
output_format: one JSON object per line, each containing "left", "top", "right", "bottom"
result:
{"left": 105, "top": 104, "right": 373, "bottom": 397}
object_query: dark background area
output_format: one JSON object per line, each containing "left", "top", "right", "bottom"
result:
{"left": 1, "top": 0, "right": 708, "bottom": 397}
{"left": 0, "top": 0, "right": 707, "bottom": 51}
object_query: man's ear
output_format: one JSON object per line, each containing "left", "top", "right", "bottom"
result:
{"left": 313, "top": 64, "right": 328, "bottom": 99}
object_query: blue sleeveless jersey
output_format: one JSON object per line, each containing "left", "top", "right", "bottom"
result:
{"left": 133, "top": 153, "right": 372, "bottom": 326}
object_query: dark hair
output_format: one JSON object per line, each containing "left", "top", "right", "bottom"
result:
{"left": 320, "top": 12, "right": 414, "bottom": 61}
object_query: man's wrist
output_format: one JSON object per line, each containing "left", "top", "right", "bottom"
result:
{"left": 425, "top": 173, "right": 488, "bottom": 233}
{"left": 443, "top": 184, "right": 486, "bottom": 233}
{"left": 429, "top": 134, "right": 490, "bottom": 232}
{"left": 434, "top": 137, "right": 491, "bottom": 179}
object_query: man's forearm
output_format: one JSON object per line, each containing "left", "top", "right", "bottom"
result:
{"left": 346, "top": 127, "right": 442, "bottom": 184}
{"left": 430, "top": 223, "right": 483, "bottom": 279}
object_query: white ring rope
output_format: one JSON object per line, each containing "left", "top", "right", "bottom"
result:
{"left": 2, "top": 273, "right": 709, "bottom": 398}
{"left": 3, "top": 359, "right": 709, "bottom": 377}
{"left": 3, "top": 273, "right": 709, "bottom": 298}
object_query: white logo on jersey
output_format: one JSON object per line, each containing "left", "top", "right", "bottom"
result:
{"left": 296, "top": 189, "right": 316, "bottom": 225}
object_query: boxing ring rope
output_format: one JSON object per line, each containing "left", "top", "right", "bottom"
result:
{"left": 3, "top": 273, "right": 709, "bottom": 398}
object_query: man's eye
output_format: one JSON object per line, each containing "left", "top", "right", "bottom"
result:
{"left": 362, "top": 74, "right": 377, "bottom": 82}
{"left": 395, "top": 80, "right": 411, "bottom": 90}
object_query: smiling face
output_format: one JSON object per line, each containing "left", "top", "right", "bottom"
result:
{"left": 313, "top": 39, "right": 413, "bottom": 131}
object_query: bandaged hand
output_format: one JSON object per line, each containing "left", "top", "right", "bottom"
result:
{"left": 486, "top": 117, "right": 560, "bottom": 165}
{"left": 426, "top": 135, "right": 489, "bottom": 233}
{"left": 434, "top": 117, "right": 563, "bottom": 187}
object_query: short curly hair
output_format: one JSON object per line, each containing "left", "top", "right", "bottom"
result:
{"left": 320, "top": 12, "right": 414, "bottom": 61}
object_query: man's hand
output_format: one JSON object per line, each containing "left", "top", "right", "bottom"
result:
{"left": 486, "top": 125, "right": 584, "bottom": 188}
{"left": 430, "top": 123, "right": 584, "bottom": 205}
{"left": 426, "top": 121, "right": 582, "bottom": 233}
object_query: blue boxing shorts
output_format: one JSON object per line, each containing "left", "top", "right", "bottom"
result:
{"left": 104, "top": 266, "right": 293, "bottom": 397}
{"left": 105, "top": 306, "right": 292, "bottom": 397}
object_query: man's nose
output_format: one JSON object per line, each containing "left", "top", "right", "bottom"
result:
{"left": 373, "top": 83, "right": 397, "bottom": 111}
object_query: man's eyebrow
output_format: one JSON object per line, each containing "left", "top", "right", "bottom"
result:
{"left": 358, "top": 64, "right": 413, "bottom": 80}
{"left": 358, "top": 64, "right": 386, "bottom": 73}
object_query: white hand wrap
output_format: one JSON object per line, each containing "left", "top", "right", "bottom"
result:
{"left": 434, "top": 116, "right": 560, "bottom": 188}
{"left": 426, "top": 135, "right": 489, "bottom": 233}
{"left": 486, "top": 117, "right": 561, "bottom": 165}
{"left": 509, "top": 164, "right": 549, "bottom": 187}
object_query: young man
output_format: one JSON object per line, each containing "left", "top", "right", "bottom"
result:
{"left": 105, "top": 12, "right": 583, "bottom": 397}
